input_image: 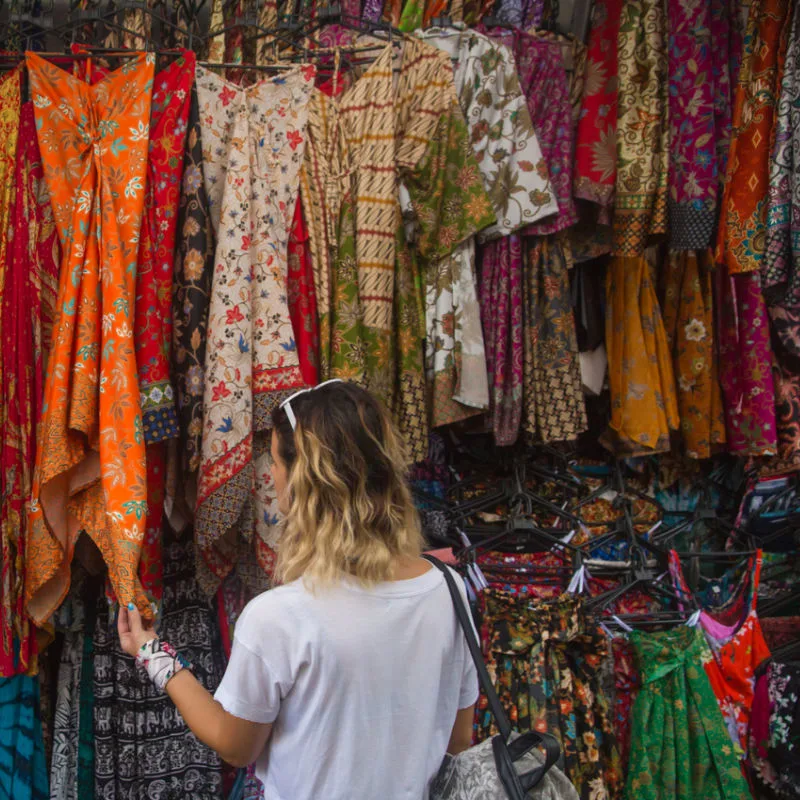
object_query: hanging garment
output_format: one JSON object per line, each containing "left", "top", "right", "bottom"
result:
{"left": 766, "top": 660, "right": 800, "bottom": 797}
{"left": 716, "top": 268, "right": 778, "bottom": 456}
{"left": 716, "top": 0, "right": 793, "bottom": 274}
{"left": 522, "top": 236, "right": 587, "bottom": 443}
{"left": 574, "top": 0, "right": 621, "bottom": 211}
{"left": 764, "top": 0, "right": 800, "bottom": 359}
{"left": 25, "top": 52, "right": 154, "bottom": 623}
{"left": 171, "top": 86, "right": 215, "bottom": 487}
{"left": 93, "top": 526, "right": 226, "bottom": 800}
{"left": 194, "top": 65, "right": 314, "bottom": 592}
{"left": 667, "top": 0, "right": 717, "bottom": 249}
{"left": 1, "top": 101, "right": 59, "bottom": 677}
{"left": 669, "top": 550, "right": 772, "bottom": 758}
{"left": 479, "top": 234, "right": 525, "bottom": 446}
{"left": 133, "top": 52, "right": 195, "bottom": 611}
{"left": 0, "top": 675, "right": 49, "bottom": 800}
{"left": 712, "top": 0, "right": 744, "bottom": 182}
{"left": 613, "top": 0, "right": 669, "bottom": 256}
{"left": 604, "top": 253, "right": 679, "bottom": 454}
{"left": 478, "top": 26, "right": 577, "bottom": 236}
{"left": 478, "top": 592, "right": 623, "bottom": 800}
{"left": 0, "top": 65, "right": 21, "bottom": 455}
{"left": 661, "top": 250, "right": 726, "bottom": 458}
{"left": 415, "top": 25, "right": 556, "bottom": 427}
{"left": 300, "top": 39, "right": 494, "bottom": 458}
{"left": 286, "top": 196, "right": 319, "bottom": 386}
{"left": 625, "top": 625, "right": 751, "bottom": 800}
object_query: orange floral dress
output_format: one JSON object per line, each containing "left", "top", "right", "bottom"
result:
{"left": 25, "top": 52, "right": 155, "bottom": 624}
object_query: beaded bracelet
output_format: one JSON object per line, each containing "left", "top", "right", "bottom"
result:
{"left": 135, "top": 637, "right": 192, "bottom": 692}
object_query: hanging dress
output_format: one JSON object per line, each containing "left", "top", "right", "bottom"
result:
{"left": 625, "top": 625, "right": 751, "bottom": 800}
{"left": 415, "top": 25, "right": 556, "bottom": 428}
{"left": 170, "top": 86, "right": 215, "bottom": 507}
{"left": 661, "top": 250, "right": 726, "bottom": 458}
{"left": 26, "top": 52, "right": 154, "bottom": 623}
{"left": 300, "top": 39, "right": 495, "bottom": 459}
{"left": 133, "top": 52, "right": 195, "bottom": 611}
{"left": 1, "top": 101, "right": 59, "bottom": 676}
{"left": 669, "top": 550, "right": 772, "bottom": 761}
{"left": 194, "top": 65, "right": 315, "bottom": 592}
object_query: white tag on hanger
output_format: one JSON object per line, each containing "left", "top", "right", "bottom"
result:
{"left": 685, "top": 609, "right": 702, "bottom": 627}
{"left": 567, "top": 565, "right": 590, "bottom": 594}
{"left": 647, "top": 520, "right": 663, "bottom": 537}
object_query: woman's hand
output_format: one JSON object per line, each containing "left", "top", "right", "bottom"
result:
{"left": 118, "top": 603, "right": 158, "bottom": 658}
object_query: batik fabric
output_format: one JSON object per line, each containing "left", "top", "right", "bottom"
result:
{"left": 625, "top": 625, "right": 752, "bottom": 800}
{"left": 613, "top": 0, "right": 668, "bottom": 256}
{"left": 194, "top": 65, "right": 314, "bottom": 592}
{"left": 661, "top": 250, "right": 726, "bottom": 458}
{"left": 26, "top": 52, "right": 154, "bottom": 623}
{"left": 0, "top": 676, "right": 48, "bottom": 800}
{"left": 1, "top": 101, "right": 59, "bottom": 676}
{"left": 716, "top": 0, "right": 793, "bottom": 274}
{"left": 478, "top": 592, "right": 623, "bottom": 800}
{"left": 667, "top": 0, "right": 717, "bottom": 249}
{"left": 604, "top": 253, "right": 679, "bottom": 454}
{"left": 93, "top": 526, "right": 226, "bottom": 799}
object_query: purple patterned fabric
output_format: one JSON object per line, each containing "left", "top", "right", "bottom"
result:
{"left": 716, "top": 270, "right": 778, "bottom": 456}
{"left": 667, "top": 0, "right": 717, "bottom": 249}
{"left": 711, "top": 0, "right": 741, "bottom": 182}
{"left": 478, "top": 26, "right": 577, "bottom": 235}
{"left": 479, "top": 234, "right": 524, "bottom": 446}
{"left": 361, "top": 0, "right": 384, "bottom": 20}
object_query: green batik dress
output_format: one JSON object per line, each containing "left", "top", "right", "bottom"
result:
{"left": 625, "top": 625, "right": 751, "bottom": 800}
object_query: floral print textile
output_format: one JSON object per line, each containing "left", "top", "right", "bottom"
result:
{"left": 479, "top": 26, "right": 578, "bottom": 236}
{"left": 661, "top": 250, "right": 726, "bottom": 458}
{"left": 766, "top": 660, "right": 800, "bottom": 797}
{"left": 135, "top": 53, "right": 195, "bottom": 611}
{"left": 716, "top": 268, "right": 778, "bottom": 456}
{"left": 172, "top": 87, "right": 215, "bottom": 484}
{"left": 477, "top": 591, "right": 623, "bottom": 800}
{"left": 715, "top": 0, "right": 793, "bottom": 275}
{"left": 479, "top": 235, "right": 524, "bottom": 446}
{"left": 669, "top": 550, "right": 772, "bottom": 759}
{"left": 26, "top": 52, "right": 155, "bottom": 623}
{"left": 522, "top": 236, "right": 587, "bottom": 443}
{"left": 625, "top": 625, "right": 751, "bottom": 800}
{"left": 667, "top": 0, "right": 717, "bottom": 249}
{"left": 613, "top": 0, "right": 669, "bottom": 256}
{"left": 604, "top": 254, "right": 679, "bottom": 454}
{"left": 764, "top": 0, "right": 800, "bottom": 359}
{"left": 574, "top": 0, "right": 621, "bottom": 211}
{"left": 1, "top": 102, "right": 59, "bottom": 676}
{"left": 194, "top": 65, "right": 314, "bottom": 592}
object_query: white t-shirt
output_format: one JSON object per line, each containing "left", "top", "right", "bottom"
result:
{"left": 214, "top": 564, "right": 479, "bottom": 800}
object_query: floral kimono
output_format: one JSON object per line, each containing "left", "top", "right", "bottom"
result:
{"left": 415, "top": 25, "right": 556, "bottom": 428}
{"left": 194, "top": 65, "right": 314, "bottom": 591}
{"left": 26, "top": 52, "right": 154, "bottom": 623}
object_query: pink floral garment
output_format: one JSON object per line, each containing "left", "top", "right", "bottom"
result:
{"left": 667, "top": 0, "right": 717, "bottom": 249}
{"left": 716, "top": 269, "right": 778, "bottom": 456}
{"left": 479, "top": 235, "right": 524, "bottom": 446}
{"left": 194, "top": 65, "right": 315, "bottom": 593}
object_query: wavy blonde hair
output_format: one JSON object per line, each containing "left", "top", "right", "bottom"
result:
{"left": 271, "top": 382, "right": 424, "bottom": 587}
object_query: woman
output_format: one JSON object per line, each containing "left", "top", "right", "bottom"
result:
{"left": 119, "top": 380, "right": 478, "bottom": 799}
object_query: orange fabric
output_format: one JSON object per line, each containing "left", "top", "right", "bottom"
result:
{"left": 25, "top": 52, "right": 155, "bottom": 624}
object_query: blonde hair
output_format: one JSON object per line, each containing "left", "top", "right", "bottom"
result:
{"left": 271, "top": 382, "right": 424, "bottom": 587}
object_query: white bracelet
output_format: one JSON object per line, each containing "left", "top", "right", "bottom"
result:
{"left": 135, "top": 638, "right": 191, "bottom": 692}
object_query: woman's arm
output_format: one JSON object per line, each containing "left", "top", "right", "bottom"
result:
{"left": 447, "top": 705, "right": 475, "bottom": 755}
{"left": 119, "top": 605, "right": 272, "bottom": 768}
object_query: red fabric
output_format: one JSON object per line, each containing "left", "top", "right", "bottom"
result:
{"left": 287, "top": 193, "right": 320, "bottom": 386}
{"left": 134, "top": 53, "right": 195, "bottom": 609}
{"left": 0, "top": 102, "right": 60, "bottom": 675}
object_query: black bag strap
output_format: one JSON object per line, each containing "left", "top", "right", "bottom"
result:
{"left": 423, "top": 556, "right": 561, "bottom": 793}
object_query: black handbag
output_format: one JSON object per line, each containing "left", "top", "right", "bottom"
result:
{"left": 424, "top": 555, "right": 569, "bottom": 800}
